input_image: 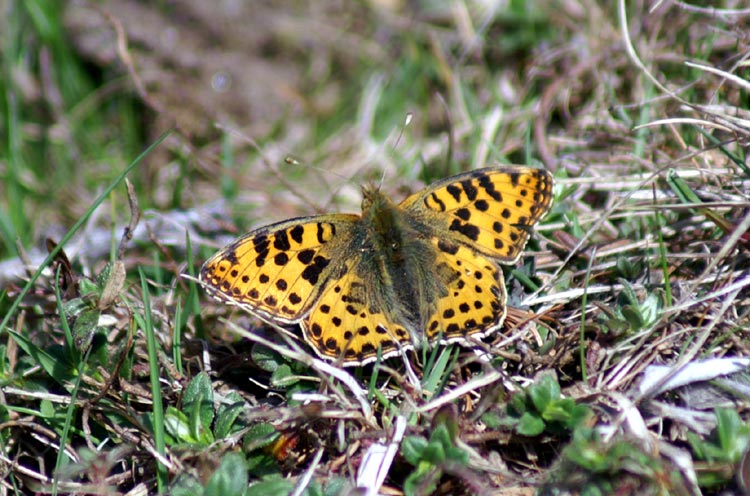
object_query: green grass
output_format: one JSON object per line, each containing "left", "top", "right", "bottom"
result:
{"left": 2, "top": 0, "right": 750, "bottom": 495}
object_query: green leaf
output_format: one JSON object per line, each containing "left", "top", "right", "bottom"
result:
{"left": 480, "top": 411, "right": 504, "bottom": 429}
{"left": 77, "top": 279, "right": 99, "bottom": 299}
{"left": 322, "top": 477, "right": 352, "bottom": 496}
{"left": 421, "top": 440, "right": 446, "bottom": 465}
{"left": 246, "top": 477, "right": 294, "bottom": 495}
{"left": 602, "top": 317, "right": 629, "bottom": 335}
{"left": 164, "top": 406, "right": 193, "bottom": 444}
{"left": 620, "top": 305, "right": 643, "bottom": 330}
{"left": 188, "top": 401, "right": 214, "bottom": 445}
{"left": 184, "top": 372, "right": 215, "bottom": 437}
{"left": 401, "top": 436, "right": 429, "bottom": 465}
{"left": 6, "top": 329, "right": 75, "bottom": 384}
{"left": 715, "top": 407, "right": 749, "bottom": 463}
{"left": 529, "top": 374, "right": 560, "bottom": 412}
{"left": 169, "top": 473, "right": 204, "bottom": 496}
{"left": 565, "top": 404, "right": 593, "bottom": 430}
{"left": 507, "top": 390, "right": 529, "bottom": 416}
{"left": 244, "top": 423, "right": 279, "bottom": 451}
{"left": 403, "top": 462, "right": 439, "bottom": 496}
{"left": 95, "top": 262, "right": 113, "bottom": 291}
{"left": 40, "top": 399, "right": 55, "bottom": 418}
{"left": 303, "top": 480, "right": 323, "bottom": 496}
{"left": 62, "top": 297, "right": 90, "bottom": 320}
{"left": 184, "top": 372, "right": 214, "bottom": 407}
{"left": 541, "top": 401, "right": 572, "bottom": 423}
{"left": 215, "top": 394, "right": 246, "bottom": 439}
{"left": 246, "top": 451, "right": 278, "bottom": 478}
{"left": 421, "top": 345, "right": 454, "bottom": 394}
{"left": 270, "top": 364, "right": 298, "bottom": 387}
{"left": 251, "top": 345, "right": 283, "bottom": 372}
{"left": 72, "top": 307, "right": 100, "bottom": 353}
{"left": 430, "top": 424, "right": 453, "bottom": 449}
{"left": 516, "top": 412, "right": 545, "bottom": 436}
{"left": 203, "top": 452, "right": 248, "bottom": 496}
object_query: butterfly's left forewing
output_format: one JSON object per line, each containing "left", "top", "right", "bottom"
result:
{"left": 401, "top": 167, "right": 553, "bottom": 263}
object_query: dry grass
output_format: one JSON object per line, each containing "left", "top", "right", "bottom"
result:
{"left": 2, "top": 0, "right": 750, "bottom": 495}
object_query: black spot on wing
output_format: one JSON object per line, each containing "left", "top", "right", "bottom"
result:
{"left": 273, "top": 231, "right": 290, "bottom": 251}
{"left": 446, "top": 184, "right": 462, "bottom": 202}
{"left": 298, "top": 249, "right": 315, "bottom": 265}
{"left": 449, "top": 219, "right": 480, "bottom": 241}
{"left": 310, "top": 323, "right": 322, "bottom": 338}
{"left": 289, "top": 224, "right": 304, "bottom": 243}
{"left": 316, "top": 223, "right": 335, "bottom": 243}
{"left": 274, "top": 252, "right": 289, "bottom": 266}
{"left": 253, "top": 235, "right": 269, "bottom": 252}
{"left": 461, "top": 179, "right": 478, "bottom": 201}
{"left": 510, "top": 172, "right": 520, "bottom": 187}
{"left": 437, "top": 240, "right": 459, "bottom": 255}
{"left": 478, "top": 174, "right": 503, "bottom": 202}
{"left": 429, "top": 192, "right": 446, "bottom": 211}
{"left": 324, "top": 338, "right": 339, "bottom": 352}
{"left": 301, "top": 255, "right": 330, "bottom": 285}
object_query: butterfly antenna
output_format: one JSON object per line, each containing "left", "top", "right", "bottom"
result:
{"left": 435, "top": 93, "right": 456, "bottom": 175}
{"left": 378, "top": 112, "right": 413, "bottom": 190}
{"left": 283, "top": 155, "right": 358, "bottom": 212}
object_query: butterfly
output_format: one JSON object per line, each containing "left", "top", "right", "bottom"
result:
{"left": 199, "top": 167, "right": 553, "bottom": 366}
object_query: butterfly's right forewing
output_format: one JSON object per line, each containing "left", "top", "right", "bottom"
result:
{"left": 199, "top": 215, "right": 359, "bottom": 324}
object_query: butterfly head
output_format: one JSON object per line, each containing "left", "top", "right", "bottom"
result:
{"left": 360, "top": 184, "right": 384, "bottom": 211}
{"left": 361, "top": 185, "right": 403, "bottom": 227}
